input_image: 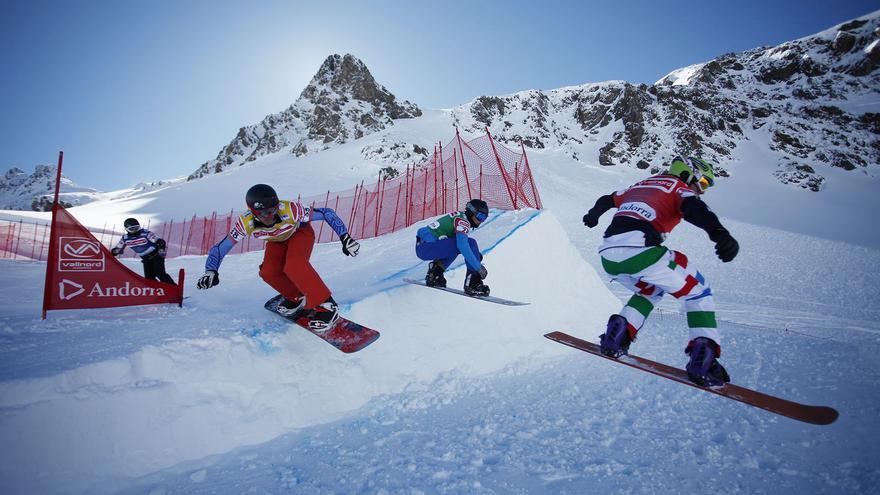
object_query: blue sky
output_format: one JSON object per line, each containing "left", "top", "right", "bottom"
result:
{"left": 2, "top": 0, "right": 875, "bottom": 190}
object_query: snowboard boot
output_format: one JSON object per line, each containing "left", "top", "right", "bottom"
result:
{"left": 685, "top": 337, "right": 730, "bottom": 387}
{"left": 464, "top": 270, "right": 490, "bottom": 296}
{"left": 276, "top": 296, "right": 305, "bottom": 317}
{"left": 425, "top": 261, "right": 447, "bottom": 288}
{"left": 599, "top": 314, "right": 633, "bottom": 358}
{"left": 304, "top": 296, "right": 340, "bottom": 332}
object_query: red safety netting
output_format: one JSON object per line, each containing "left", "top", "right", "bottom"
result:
{"left": 1, "top": 129, "right": 542, "bottom": 261}
{"left": 0, "top": 219, "right": 120, "bottom": 261}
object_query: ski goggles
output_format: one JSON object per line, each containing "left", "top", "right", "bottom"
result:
{"left": 696, "top": 175, "right": 714, "bottom": 192}
{"left": 250, "top": 204, "right": 279, "bottom": 219}
{"left": 125, "top": 224, "right": 141, "bottom": 234}
{"left": 684, "top": 157, "right": 715, "bottom": 192}
{"left": 466, "top": 205, "right": 489, "bottom": 222}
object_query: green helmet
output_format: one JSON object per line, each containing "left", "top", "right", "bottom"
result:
{"left": 668, "top": 156, "right": 716, "bottom": 193}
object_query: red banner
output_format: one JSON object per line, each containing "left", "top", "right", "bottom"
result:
{"left": 42, "top": 205, "right": 184, "bottom": 318}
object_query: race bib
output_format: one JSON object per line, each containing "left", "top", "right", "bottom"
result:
{"left": 618, "top": 202, "right": 657, "bottom": 221}
{"left": 230, "top": 219, "right": 247, "bottom": 242}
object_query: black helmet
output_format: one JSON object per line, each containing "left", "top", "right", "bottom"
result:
{"left": 245, "top": 184, "right": 279, "bottom": 210}
{"left": 465, "top": 199, "right": 489, "bottom": 227}
{"left": 123, "top": 217, "right": 141, "bottom": 235}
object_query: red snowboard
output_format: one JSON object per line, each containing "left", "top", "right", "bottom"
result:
{"left": 265, "top": 295, "right": 380, "bottom": 353}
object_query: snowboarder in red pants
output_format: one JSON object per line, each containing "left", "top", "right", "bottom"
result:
{"left": 196, "top": 184, "right": 360, "bottom": 330}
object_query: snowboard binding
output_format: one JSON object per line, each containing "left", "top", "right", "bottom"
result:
{"left": 304, "top": 298, "right": 339, "bottom": 332}
{"left": 276, "top": 296, "right": 305, "bottom": 316}
{"left": 599, "top": 314, "right": 633, "bottom": 358}
{"left": 282, "top": 296, "right": 340, "bottom": 332}
{"left": 685, "top": 337, "right": 730, "bottom": 387}
{"left": 425, "top": 261, "right": 447, "bottom": 288}
{"left": 464, "top": 270, "right": 490, "bottom": 296}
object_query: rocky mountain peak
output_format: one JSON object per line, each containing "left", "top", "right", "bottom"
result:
{"left": 4, "top": 167, "right": 27, "bottom": 183}
{"left": 188, "top": 54, "right": 421, "bottom": 180}
{"left": 0, "top": 165, "right": 101, "bottom": 211}
{"left": 451, "top": 11, "right": 880, "bottom": 192}
{"left": 306, "top": 54, "right": 379, "bottom": 102}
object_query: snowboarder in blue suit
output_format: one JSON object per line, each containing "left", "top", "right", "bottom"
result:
{"left": 415, "top": 199, "right": 490, "bottom": 296}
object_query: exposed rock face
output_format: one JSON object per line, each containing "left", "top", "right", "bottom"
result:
{"left": 774, "top": 162, "right": 826, "bottom": 192}
{"left": 188, "top": 54, "right": 421, "bottom": 180}
{"left": 451, "top": 13, "right": 880, "bottom": 190}
{"left": 0, "top": 165, "right": 100, "bottom": 211}
{"left": 360, "top": 137, "right": 430, "bottom": 166}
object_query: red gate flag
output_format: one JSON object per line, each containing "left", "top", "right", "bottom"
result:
{"left": 42, "top": 204, "right": 184, "bottom": 318}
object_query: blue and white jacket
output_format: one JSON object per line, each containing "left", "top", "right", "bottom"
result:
{"left": 112, "top": 229, "right": 164, "bottom": 258}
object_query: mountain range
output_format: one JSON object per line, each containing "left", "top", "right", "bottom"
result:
{"left": 0, "top": 165, "right": 99, "bottom": 211}
{"left": 1, "top": 12, "right": 877, "bottom": 210}
{"left": 449, "top": 15, "right": 878, "bottom": 191}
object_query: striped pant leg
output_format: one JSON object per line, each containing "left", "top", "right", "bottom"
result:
{"left": 637, "top": 250, "right": 719, "bottom": 345}
{"left": 610, "top": 275, "right": 665, "bottom": 338}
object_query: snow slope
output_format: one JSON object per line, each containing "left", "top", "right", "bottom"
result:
{"left": 0, "top": 209, "right": 624, "bottom": 493}
{"left": 1, "top": 153, "right": 879, "bottom": 493}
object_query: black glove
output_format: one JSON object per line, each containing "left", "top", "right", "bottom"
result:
{"left": 340, "top": 233, "right": 360, "bottom": 257}
{"left": 710, "top": 228, "right": 739, "bottom": 263}
{"left": 583, "top": 212, "right": 599, "bottom": 228}
{"left": 110, "top": 247, "right": 122, "bottom": 257}
{"left": 197, "top": 270, "right": 220, "bottom": 289}
{"left": 153, "top": 239, "right": 167, "bottom": 257}
{"left": 584, "top": 194, "right": 613, "bottom": 229}
{"left": 478, "top": 264, "right": 488, "bottom": 279}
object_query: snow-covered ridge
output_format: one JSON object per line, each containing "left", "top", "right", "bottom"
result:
{"left": 655, "top": 63, "right": 706, "bottom": 86}
{"left": 453, "top": 10, "right": 880, "bottom": 191}
{"left": 0, "top": 164, "right": 101, "bottom": 211}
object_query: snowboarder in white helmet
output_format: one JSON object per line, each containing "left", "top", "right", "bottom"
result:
{"left": 415, "top": 199, "right": 490, "bottom": 296}
{"left": 197, "top": 184, "right": 361, "bottom": 331}
{"left": 110, "top": 217, "right": 176, "bottom": 285}
{"left": 583, "top": 156, "right": 739, "bottom": 386}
